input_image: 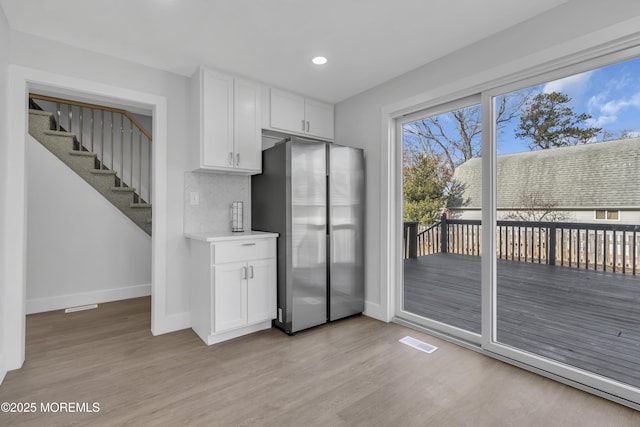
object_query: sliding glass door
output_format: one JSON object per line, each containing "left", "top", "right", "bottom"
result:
{"left": 397, "top": 48, "right": 640, "bottom": 405}
{"left": 400, "top": 97, "right": 483, "bottom": 341}
{"left": 486, "top": 55, "right": 640, "bottom": 401}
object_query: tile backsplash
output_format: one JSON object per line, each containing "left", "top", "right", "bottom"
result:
{"left": 184, "top": 172, "right": 251, "bottom": 234}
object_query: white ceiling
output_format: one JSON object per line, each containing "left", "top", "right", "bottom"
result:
{"left": 0, "top": 0, "right": 568, "bottom": 103}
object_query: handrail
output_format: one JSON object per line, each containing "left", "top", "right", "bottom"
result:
{"left": 417, "top": 220, "right": 441, "bottom": 237}
{"left": 29, "top": 93, "right": 152, "bottom": 141}
{"left": 404, "top": 217, "right": 640, "bottom": 275}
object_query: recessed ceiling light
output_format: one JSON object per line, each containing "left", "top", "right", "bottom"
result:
{"left": 312, "top": 56, "right": 328, "bottom": 65}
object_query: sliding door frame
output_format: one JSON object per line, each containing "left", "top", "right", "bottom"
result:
{"left": 396, "top": 94, "right": 482, "bottom": 345}
{"left": 390, "top": 38, "right": 640, "bottom": 408}
{"left": 481, "top": 45, "right": 640, "bottom": 406}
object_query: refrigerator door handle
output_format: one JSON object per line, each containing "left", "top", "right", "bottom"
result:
{"left": 242, "top": 266, "right": 247, "bottom": 280}
{"left": 249, "top": 265, "right": 254, "bottom": 279}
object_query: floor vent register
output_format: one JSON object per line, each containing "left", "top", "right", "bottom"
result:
{"left": 399, "top": 336, "right": 438, "bottom": 354}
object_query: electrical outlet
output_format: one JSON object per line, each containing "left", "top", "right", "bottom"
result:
{"left": 190, "top": 191, "right": 200, "bottom": 205}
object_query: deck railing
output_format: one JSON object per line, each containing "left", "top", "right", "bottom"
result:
{"left": 404, "top": 214, "right": 640, "bottom": 275}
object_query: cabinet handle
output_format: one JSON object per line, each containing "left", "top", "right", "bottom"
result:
{"left": 236, "top": 153, "right": 240, "bottom": 166}
{"left": 228, "top": 152, "right": 233, "bottom": 166}
{"left": 301, "top": 119, "right": 305, "bottom": 132}
{"left": 242, "top": 243, "right": 256, "bottom": 246}
{"left": 242, "top": 266, "right": 247, "bottom": 280}
{"left": 306, "top": 121, "right": 310, "bottom": 132}
{"left": 249, "top": 265, "right": 254, "bottom": 279}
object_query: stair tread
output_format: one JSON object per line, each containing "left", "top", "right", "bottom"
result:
{"left": 29, "top": 109, "right": 52, "bottom": 117}
{"left": 69, "top": 150, "right": 97, "bottom": 157}
{"left": 111, "top": 186, "right": 136, "bottom": 193}
{"left": 44, "top": 130, "right": 75, "bottom": 137}
{"left": 90, "top": 169, "right": 117, "bottom": 175}
{"left": 130, "top": 203, "right": 152, "bottom": 209}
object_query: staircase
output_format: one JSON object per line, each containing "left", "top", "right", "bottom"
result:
{"left": 28, "top": 95, "right": 152, "bottom": 235}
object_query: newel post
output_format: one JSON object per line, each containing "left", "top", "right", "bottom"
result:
{"left": 548, "top": 224, "right": 557, "bottom": 266}
{"left": 404, "top": 221, "right": 419, "bottom": 259}
{"left": 440, "top": 213, "right": 448, "bottom": 254}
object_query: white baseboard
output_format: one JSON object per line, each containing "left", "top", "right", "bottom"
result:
{"left": 26, "top": 284, "right": 151, "bottom": 314}
{"left": 0, "top": 353, "right": 6, "bottom": 385}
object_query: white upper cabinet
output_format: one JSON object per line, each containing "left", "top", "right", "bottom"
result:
{"left": 304, "top": 98, "right": 334, "bottom": 140}
{"left": 269, "top": 88, "right": 334, "bottom": 140}
{"left": 191, "top": 67, "right": 262, "bottom": 174}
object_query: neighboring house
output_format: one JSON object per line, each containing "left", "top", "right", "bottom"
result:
{"left": 448, "top": 138, "right": 640, "bottom": 224}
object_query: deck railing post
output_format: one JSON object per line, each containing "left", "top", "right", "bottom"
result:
{"left": 404, "top": 221, "right": 418, "bottom": 259}
{"left": 548, "top": 224, "right": 557, "bottom": 266}
{"left": 440, "top": 213, "right": 448, "bottom": 254}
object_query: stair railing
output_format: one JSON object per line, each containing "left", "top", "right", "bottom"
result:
{"left": 29, "top": 93, "right": 152, "bottom": 205}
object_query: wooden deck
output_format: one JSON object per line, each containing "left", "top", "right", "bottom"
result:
{"left": 403, "top": 253, "right": 640, "bottom": 389}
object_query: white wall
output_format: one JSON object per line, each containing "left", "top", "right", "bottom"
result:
{"left": 334, "top": 0, "right": 640, "bottom": 321}
{"left": 9, "top": 31, "right": 192, "bottom": 318}
{"left": 26, "top": 135, "right": 151, "bottom": 313}
{"left": 0, "top": 3, "right": 10, "bottom": 383}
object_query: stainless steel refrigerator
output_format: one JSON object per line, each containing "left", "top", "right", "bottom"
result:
{"left": 251, "top": 137, "right": 364, "bottom": 334}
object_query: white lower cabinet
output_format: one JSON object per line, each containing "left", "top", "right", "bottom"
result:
{"left": 189, "top": 235, "right": 277, "bottom": 345}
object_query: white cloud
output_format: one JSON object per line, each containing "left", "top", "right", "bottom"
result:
{"left": 599, "top": 91, "right": 640, "bottom": 115}
{"left": 584, "top": 90, "right": 640, "bottom": 129}
{"left": 587, "top": 93, "right": 607, "bottom": 113}
{"left": 543, "top": 70, "right": 594, "bottom": 94}
{"left": 586, "top": 115, "right": 617, "bottom": 127}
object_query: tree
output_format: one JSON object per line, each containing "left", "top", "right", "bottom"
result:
{"left": 403, "top": 90, "right": 533, "bottom": 171}
{"left": 502, "top": 190, "right": 572, "bottom": 222}
{"left": 515, "top": 92, "right": 601, "bottom": 150}
{"left": 403, "top": 151, "right": 451, "bottom": 225}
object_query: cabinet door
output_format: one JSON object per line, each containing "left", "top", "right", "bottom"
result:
{"left": 247, "top": 258, "right": 276, "bottom": 324}
{"left": 305, "top": 98, "right": 334, "bottom": 140}
{"left": 213, "top": 262, "right": 248, "bottom": 332}
{"left": 234, "top": 78, "right": 262, "bottom": 172}
{"left": 270, "top": 88, "right": 306, "bottom": 134}
{"left": 202, "top": 68, "right": 234, "bottom": 169}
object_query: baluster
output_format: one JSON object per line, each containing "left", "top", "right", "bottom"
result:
{"left": 633, "top": 231, "right": 637, "bottom": 275}
{"left": 120, "top": 114, "right": 124, "bottom": 187}
{"left": 139, "top": 131, "right": 142, "bottom": 202}
{"left": 130, "top": 122, "right": 134, "bottom": 194}
{"left": 623, "top": 231, "right": 627, "bottom": 274}
{"left": 90, "top": 109, "right": 94, "bottom": 154}
{"left": 110, "top": 111, "right": 114, "bottom": 170}
{"left": 68, "top": 104, "right": 72, "bottom": 135}
{"left": 148, "top": 137, "right": 152, "bottom": 204}
{"left": 79, "top": 107, "right": 83, "bottom": 150}
{"left": 56, "top": 102, "right": 61, "bottom": 131}
{"left": 100, "top": 110, "right": 105, "bottom": 170}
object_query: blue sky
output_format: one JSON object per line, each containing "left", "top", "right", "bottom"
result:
{"left": 498, "top": 56, "right": 640, "bottom": 154}
{"left": 403, "top": 56, "right": 640, "bottom": 161}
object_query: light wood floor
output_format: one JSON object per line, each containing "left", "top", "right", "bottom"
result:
{"left": 0, "top": 297, "right": 638, "bottom": 426}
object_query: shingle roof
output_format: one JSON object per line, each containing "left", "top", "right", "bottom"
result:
{"left": 448, "top": 138, "right": 640, "bottom": 209}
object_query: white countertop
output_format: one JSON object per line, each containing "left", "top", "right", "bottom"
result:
{"left": 184, "top": 230, "right": 278, "bottom": 242}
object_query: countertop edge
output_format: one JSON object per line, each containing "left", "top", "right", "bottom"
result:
{"left": 184, "top": 231, "right": 279, "bottom": 242}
